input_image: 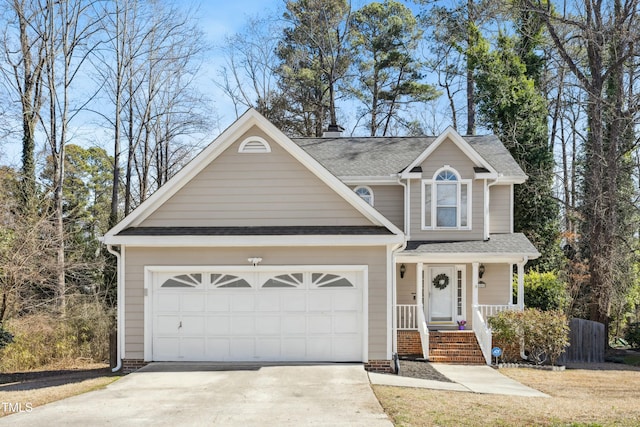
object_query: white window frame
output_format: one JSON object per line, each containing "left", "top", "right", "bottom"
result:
{"left": 354, "top": 185, "right": 374, "bottom": 206}
{"left": 421, "top": 166, "right": 472, "bottom": 230}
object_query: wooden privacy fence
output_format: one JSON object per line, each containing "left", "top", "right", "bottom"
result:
{"left": 558, "top": 318, "right": 604, "bottom": 364}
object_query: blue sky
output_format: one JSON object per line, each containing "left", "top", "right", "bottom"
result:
{"left": 0, "top": 0, "right": 428, "bottom": 166}
{"left": 192, "top": 0, "right": 426, "bottom": 134}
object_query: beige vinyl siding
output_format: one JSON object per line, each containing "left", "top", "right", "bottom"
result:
{"left": 396, "top": 267, "right": 417, "bottom": 305}
{"left": 408, "top": 138, "right": 485, "bottom": 240}
{"left": 140, "top": 127, "right": 372, "bottom": 227}
{"left": 490, "top": 185, "right": 512, "bottom": 234}
{"left": 352, "top": 184, "right": 404, "bottom": 230}
{"left": 123, "top": 246, "right": 389, "bottom": 360}
{"left": 477, "top": 263, "right": 512, "bottom": 305}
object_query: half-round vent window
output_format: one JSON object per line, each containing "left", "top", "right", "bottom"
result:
{"left": 238, "top": 136, "right": 271, "bottom": 153}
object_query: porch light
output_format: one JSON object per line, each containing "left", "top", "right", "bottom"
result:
{"left": 399, "top": 264, "right": 406, "bottom": 279}
{"left": 478, "top": 263, "right": 485, "bottom": 279}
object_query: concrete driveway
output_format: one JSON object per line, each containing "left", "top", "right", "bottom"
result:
{"left": 0, "top": 363, "right": 392, "bottom": 426}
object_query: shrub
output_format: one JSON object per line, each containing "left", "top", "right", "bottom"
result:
{"left": 0, "top": 324, "right": 13, "bottom": 350}
{"left": 513, "top": 270, "right": 569, "bottom": 311}
{"left": 489, "top": 308, "right": 570, "bottom": 365}
{"left": 626, "top": 323, "right": 640, "bottom": 348}
{"left": 0, "top": 299, "right": 113, "bottom": 372}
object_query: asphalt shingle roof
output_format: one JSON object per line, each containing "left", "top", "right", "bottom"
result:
{"left": 117, "top": 226, "right": 393, "bottom": 236}
{"left": 402, "top": 233, "right": 539, "bottom": 256}
{"left": 292, "top": 135, "right": 526, "bottom": 179}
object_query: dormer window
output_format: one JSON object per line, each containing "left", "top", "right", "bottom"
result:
{"left": 422, "top": 167, "right": 471, "bottom": 230}
{"left": 354, "top": 186, "right": 374, "bottom": 206}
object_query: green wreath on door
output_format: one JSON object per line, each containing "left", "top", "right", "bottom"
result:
{"left": 432, "top": 273, "right": 449, "bottom": 290}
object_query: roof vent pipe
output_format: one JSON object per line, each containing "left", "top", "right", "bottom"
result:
{"left": 323, "top": 123, "right": 344, "bottom": 137}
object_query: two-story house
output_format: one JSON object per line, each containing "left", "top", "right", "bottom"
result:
{"left": 103, "top": 109, "right": 539, "bottom": 373}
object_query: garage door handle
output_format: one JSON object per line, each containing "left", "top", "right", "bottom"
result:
{"left": 178, "top": 321, "right": 182, "bottom": 329}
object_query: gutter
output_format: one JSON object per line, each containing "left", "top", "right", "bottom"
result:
{"left": 106, "top": 244, "right": 123, "bottom": 373}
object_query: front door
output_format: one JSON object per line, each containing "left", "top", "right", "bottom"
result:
{"left": 427, "top": 266, "right": 456, "bottom": 324}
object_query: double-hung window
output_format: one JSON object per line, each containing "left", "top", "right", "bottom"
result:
{"left": 422, "top": 167, "right": 471, "bottom": 229}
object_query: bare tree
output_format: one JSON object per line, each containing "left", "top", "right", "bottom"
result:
{"left": 216, "top": 15, "right": 282, "bottom": 120}
{"left": 0, "top": 0, "right": 47, "bottom": 210}
{"left": 39, "top": 0, "right": 102, "bottom": 311}
{"left": 93, "top": 0, "right": 209, "bottom": 216}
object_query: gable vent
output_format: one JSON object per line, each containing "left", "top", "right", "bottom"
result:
{"left": 238, "top": 136, "right": 271, "bottom": 153}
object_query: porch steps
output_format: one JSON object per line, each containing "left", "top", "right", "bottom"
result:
{"left": 428, "top": 331, "right": 485, "bottom": 365}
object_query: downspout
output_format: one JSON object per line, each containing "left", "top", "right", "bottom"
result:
{"left": 391, "top": 241, "right": 406, "bottom": 374}
{"left": 392, "top": 174, "right": 409, "bottom": 372}
{"left": 106, "top": 244, "right": 123, "bottom": 373}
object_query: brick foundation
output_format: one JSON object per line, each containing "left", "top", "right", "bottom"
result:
{"left": 397, "top": 330, "right": 423, "bottom": 356}
{"left": 121, "top": 359, "right": 148, "bottom": 373}
{"left": 364, "top": 359, "right": 394, "bottom": 373}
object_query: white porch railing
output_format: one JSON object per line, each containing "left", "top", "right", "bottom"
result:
{"left": 396, "top": 304, "right": 418, "bottom": 329}
{"left": 477, "top": 304, "right": 517, "bottom": 320}
{"left": 395, "top": 304, "right": 429, "bottom": 359}
{"left": 473, "top": 304, "right": 520, "bottom": 364}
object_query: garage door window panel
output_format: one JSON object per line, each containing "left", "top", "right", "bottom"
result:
{"left": 211, "top": 273, "right": 251, "bottom": 288}
{"left": 161, "top": 273, "right": 202, "bottom": 288}
{"left": 311, "top": 273, "right": 355, "bottom": 288}
{"left": 262, "top": 273, "right": 303, "bottom": 288}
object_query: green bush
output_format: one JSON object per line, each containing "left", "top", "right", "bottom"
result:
{"left": 513, "top": 270, "right": 569, "bottom": 311}
{"left": 625, "top": 323, "right": 640, "bottom": 348}
{"left": 489, "top": 308, "right": 570, "bottom": 365}
{"left": 0, "top": 299, "right": 113, "bottom": 372}
{"left": 0, "top": 324, "right": 13, "bottom": 350}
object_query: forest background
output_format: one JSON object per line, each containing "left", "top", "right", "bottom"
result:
{"left": 0, "top": 0, "right": 638, "bottom": 369}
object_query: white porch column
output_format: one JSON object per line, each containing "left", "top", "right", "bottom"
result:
{"left": 416, "top": 262, "right": 424, "bottom": 309}
{"left": 472, "top": 262, "right": 479, "bottom": 307}
{"left": 517, "top": 260, "right": 526, "bottom": 310}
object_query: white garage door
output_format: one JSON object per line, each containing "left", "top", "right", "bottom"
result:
{"left": 148, "top": 267, "right": 365, "bottom": 362}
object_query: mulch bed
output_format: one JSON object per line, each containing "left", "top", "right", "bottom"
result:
{"left": 395, "top": 359, "right": 453, "bottom": 382}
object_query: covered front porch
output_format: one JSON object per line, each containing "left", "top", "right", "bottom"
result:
{"left": 393, "top": 234, "right": 540, "bottom": 364}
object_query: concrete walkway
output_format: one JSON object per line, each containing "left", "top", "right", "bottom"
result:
{"left": 369, "top": 364, "right": 548, "bottom": 397}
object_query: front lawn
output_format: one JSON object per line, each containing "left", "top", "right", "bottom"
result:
{"left": 373, "top": 363, "right": 640, "bottom": 426}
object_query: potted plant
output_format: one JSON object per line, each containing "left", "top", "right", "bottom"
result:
{"left": 457, "top": 319, "right": 467, "bottom": 330}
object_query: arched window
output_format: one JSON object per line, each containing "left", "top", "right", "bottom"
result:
{"left": 422, "top": 167, "right": 470, "bottom": 229}
{"left": 354, "top": 186, "right": 374, "bottom": 206}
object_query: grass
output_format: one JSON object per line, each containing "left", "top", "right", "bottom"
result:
{"left": 373, "top": 363, "right": 640, "bottom": 427}
{"left": 0, "top": 363, "right": 121, "bottom": 418}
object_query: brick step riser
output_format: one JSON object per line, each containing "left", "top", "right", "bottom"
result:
{"left": 428, "top": 332, "right": 485, "bottom": 364}
{"left": 429, "top": 344, "right": 481, "bottom": 350}
{"left": 429, "top": 350, "right": 482, "bottom": 357}
{"left": 429, "top": 358, "right": 486, "bottom": 364}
